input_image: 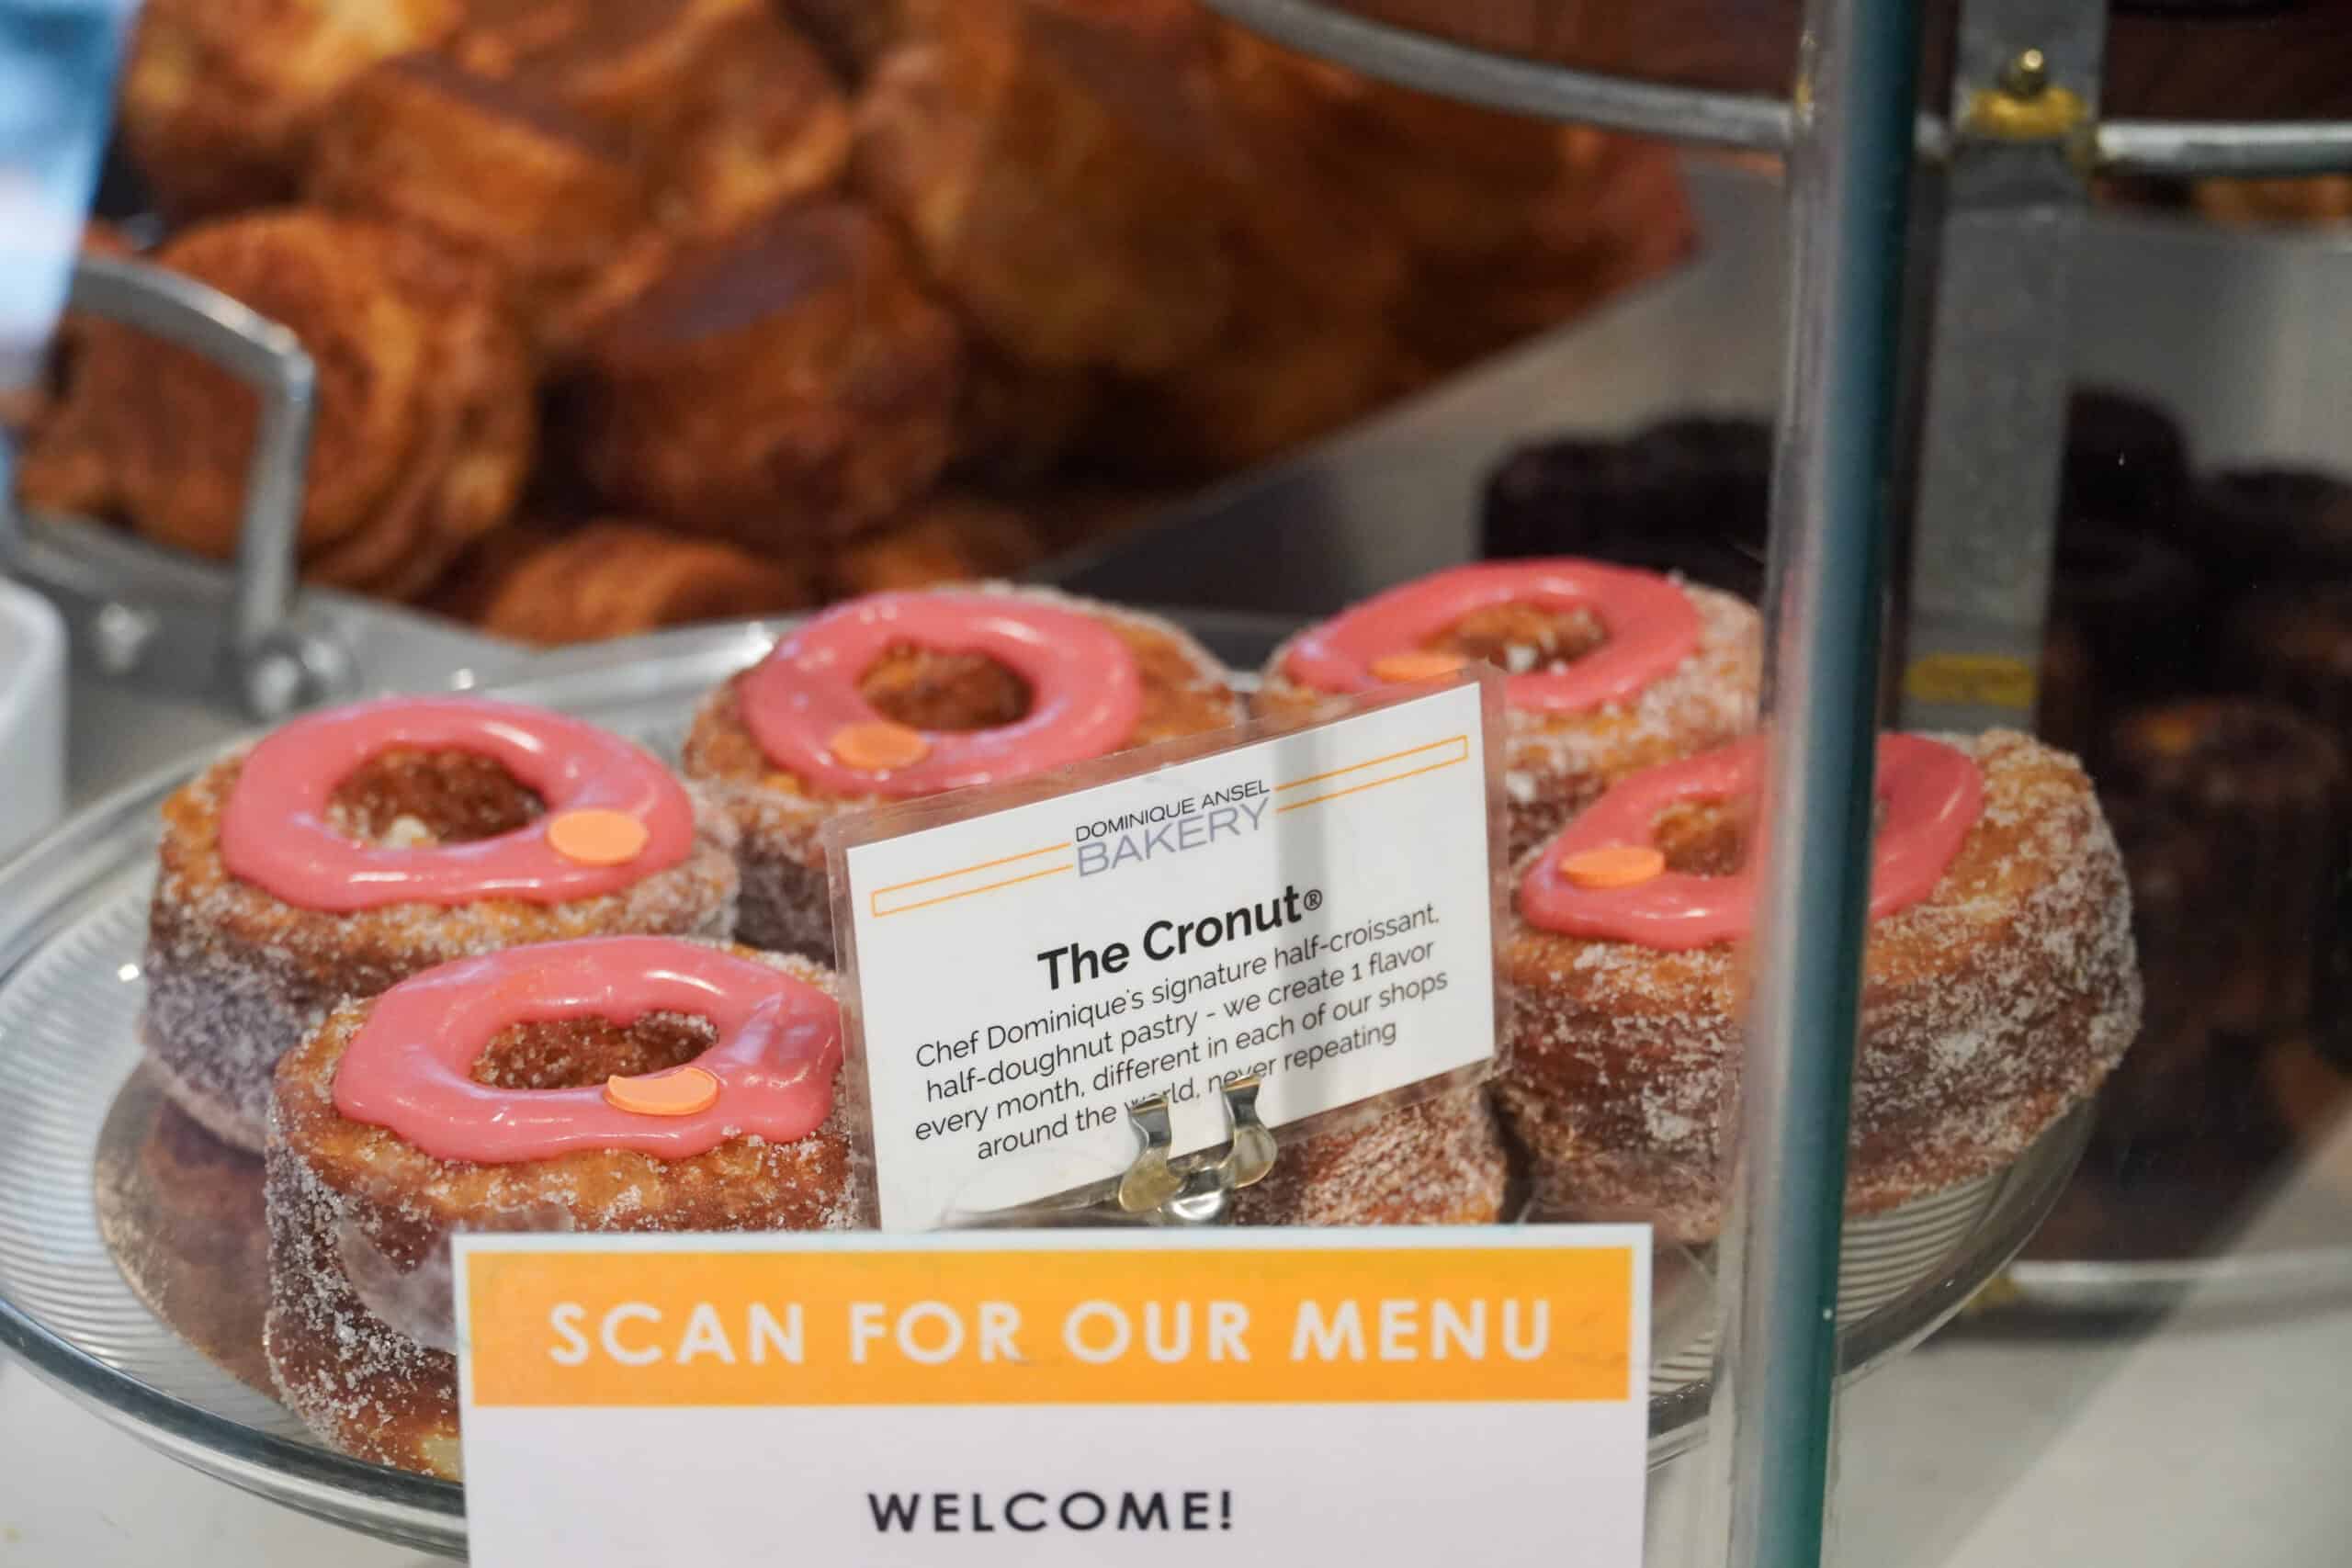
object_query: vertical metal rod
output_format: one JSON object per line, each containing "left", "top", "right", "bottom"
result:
{"left": 1712, "top": 2, "right": 1924, "bottom": 1567}
{"left": 231, "top": 356, "right": 317, "bottom": 662}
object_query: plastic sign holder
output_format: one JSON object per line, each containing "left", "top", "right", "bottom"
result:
{"left": 454, "top": 1225, "right": 1651, "bottom": 1567}
{"left": 820, "top": 671, "right": 1511, "bottom": 1232}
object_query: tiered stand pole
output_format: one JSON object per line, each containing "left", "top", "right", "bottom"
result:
{"left": 1708, "top": 2, "right": 1922, "bottom": 1562}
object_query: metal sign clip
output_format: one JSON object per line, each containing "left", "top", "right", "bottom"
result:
{"left": 1117, "top": 1073, "right": 1277, "bottom": 1224}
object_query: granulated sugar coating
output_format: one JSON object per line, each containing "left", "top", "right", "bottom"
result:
{"left": 1258, "top": 578, "right": 1761, "bottom": 858}
{"left": 1229, "top": 1085, "right": 1510, "bottom": 1225}
{"left": 264, "top": 945, "right": 860, "bottom": 1479}
{"left": 143, "top": 748, "right": 740, "bottom": 1151}
{"left": 1497, "top": 729, "right": 2142, "bottom": 1241}
{"left": 681, "top": 583, "right": 1242, "bottom": 960}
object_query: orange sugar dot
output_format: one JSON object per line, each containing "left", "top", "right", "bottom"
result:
{"left": 1560, "top": 845, "right": 1667, "bottom": 889}
{"left": 604, "top": 1066, "right": 720, "bottom": 1118}
{"left": 831, "top": 719, "right": 931, "bottom": 771}
{"left": 1369, "top": 651, "right": 1469, "bottom": 683}
{"left": 545, "top": 808, "right": 650, "bottom": 866}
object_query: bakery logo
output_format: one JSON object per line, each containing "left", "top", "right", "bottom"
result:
{"left": 1074, "top": 781, "right": 1271, "bottom": 877}
{"left": 865, "top": 733, "right": 1472, "bottom": 919}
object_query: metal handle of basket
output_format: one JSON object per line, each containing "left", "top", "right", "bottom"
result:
{"left": 40, "top": 255, "right": 342, "bottom": 717}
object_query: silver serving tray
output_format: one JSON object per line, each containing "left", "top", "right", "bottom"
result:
{"left": 0, "top": 619, "right": 2086, "bottom": 1552}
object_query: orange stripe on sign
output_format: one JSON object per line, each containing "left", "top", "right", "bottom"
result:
{"left": 1275, "top": 742, "right": 1471, "bottom": 814}
{"left": 871, "top": 841, "right": 1072, "bottom": 897}
{"left": 868, "top": 841, "right": 1074, "bottom": 918}
{"left": 464, "top": 1244, "right": 1634, "bottom": 1409}
{"left": 870, "top": 862, "right": 1073, "bottom": 918}
{"left": 1274, "top": 734, "right": 1469, "bottom": 794}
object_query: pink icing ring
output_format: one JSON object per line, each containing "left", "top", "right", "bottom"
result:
{"left": 331, "top": 936, "right": 841, "bottom": 1163}
{"left": 219, "top": 696, "right": 695, "bottom": 912}
{"left": 741, "top": 592, "right": 1145, "bottom": 798}
{"left": 1282, "top": 559, "right": 1704, "bottom": 715}
{"left": 1519, "top": 734, "right": 1984, "bottom": 951}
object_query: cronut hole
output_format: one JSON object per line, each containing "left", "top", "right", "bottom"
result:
{"left": 1650, "top": 796, "right": 1752, "bottom": 876}
{"left": 470, "top": 1011, "right": 718, "bottom": 1090}
{"left": 1430, "top": 603, "right": 1608, "bottom": 674}
{"left": 858, "top": 643, "right": 1034, "bottom": 732}
{"left": 1645, "top": 794, "right": 1889, "bottom": 875}
{"left": 327, "top": 749, "right": 544, "bottom": 847}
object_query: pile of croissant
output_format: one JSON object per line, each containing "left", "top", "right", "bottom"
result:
{"left": 17, "top": 0, "right": 1693, "bottom": 644}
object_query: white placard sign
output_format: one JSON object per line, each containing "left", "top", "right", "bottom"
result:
{"left": 828, "top": 679, "right": 1502, "bottom": 1231}
{"left": 456, "top": 1225, "right": 1650, "bottom": 1568}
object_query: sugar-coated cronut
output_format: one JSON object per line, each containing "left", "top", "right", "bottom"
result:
{"left": 265, "top": 938, "right": 857, "bottom": 1478}
{"left": 1498, "top": 729, "right": 2141, "bottom": 1240}
{"left": 682, "top": 584, "right": 1241, "bottom": 958}
{"left": 1258, "top": 559, "right": 1760, "bottom": 858}
{"left": 144, "top": 698, "right": 738, "bottom": 1151}
{"left": 1228, "top": 1087, "right": 1510, "bottom": 1226}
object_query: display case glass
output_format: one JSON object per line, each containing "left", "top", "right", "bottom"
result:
{"left": 0, "top": 1, "right": 2347, "bottom": 1564}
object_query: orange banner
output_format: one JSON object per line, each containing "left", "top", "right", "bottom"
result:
{"left": 464, "top": 1243, "right": 1634, "bottom": 1409}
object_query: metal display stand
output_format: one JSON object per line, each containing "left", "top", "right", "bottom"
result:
{"left": 1204, "top": 0, "right": 2352, "bottom": 737}
{"left": 0, "top": 260, "right": 350, "bottom": 721}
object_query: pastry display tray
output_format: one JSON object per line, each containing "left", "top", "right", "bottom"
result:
{"left": 0, "top": 617, "right": 2086, "bottom": 1553}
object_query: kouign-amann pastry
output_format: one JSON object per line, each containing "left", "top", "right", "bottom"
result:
{"left": 829, "top": 494, "right": 1045, "bottom": 598}
{"left": 1483, "top": 418, "right": 1770, "bottom": 601}
{"left": 305, "top": 55, "right": 650, "bottom": 358}
{"left": 452, "top": 0, "right": 851, "bottom": 237}
{"left": 450, "top": 0, "right": 756, "bottom": 109}
{"left": 851, "top": 3, "right": 1238, "bottom": 378}
{"left": 1084, "top": 268, "right": 1399, "bottom": 477}
{"left": 2099, "top": 699, "right": 2344, "bottom": 1041}
{"left": 266, "top": 936, "right": 856, "bottom": 1476}
{"left": 1498, "top": 729, "right": 2141, "bottom": 1239}
{"left": 119, "top": 0, "right": 459, "bottom": 216}
{"left": 1259, "top": 559, "right": 1760, "bottom": 856}
{"left": 2062, "top": 387, "right": 2188, "bottom": 534}
{"left": 2193, "top": 175, "right": 2352, "bottom": 228}
{"left": 2228, "top": 582, "right": 2352, "bottom": 742}
{"left": 682, "top": 584, "right": 1241, "bottom": 957}
{"left": 2089, "top": 795, "right": 2221, "bottom": 1142}
{"left": 2181, "top": 466, "right": 2352, "bottom": 577}
{"left": 569, "top": 201, "right": 963, "bottom": 548}
{"left": 779, "top": 0, "right": 925, "bottom": 82}
{"left": 645, "top": 4, "right": 852, "bottom": 236}
{"left": 475, "top": 521, "right": 819, "bottom": 645}
{"left": 2043, "top": 521, "right": 2202, "bottom": 716}
{"left": 145, "top": 697, "right": 738, "bottom": 1149}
